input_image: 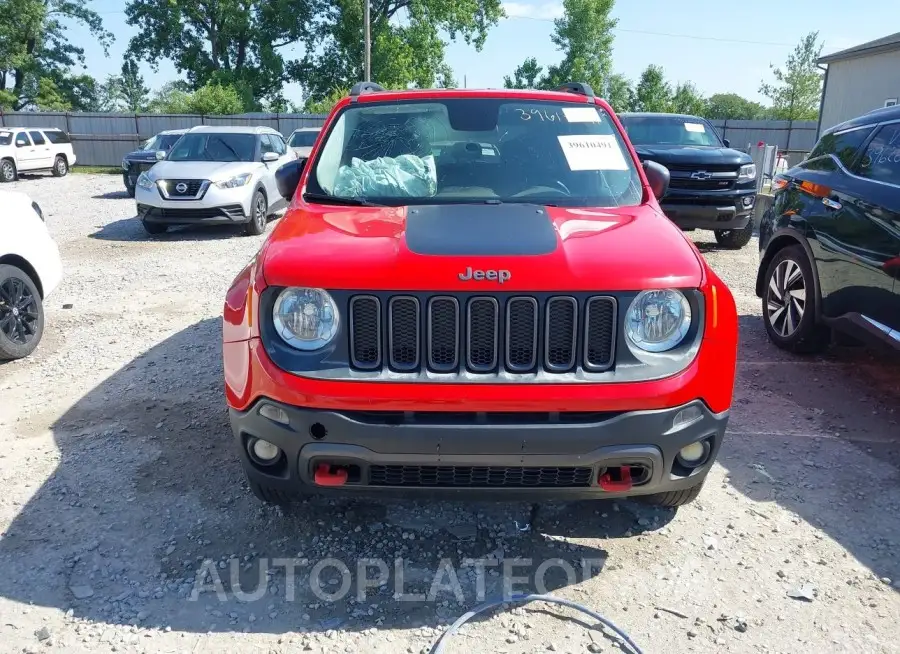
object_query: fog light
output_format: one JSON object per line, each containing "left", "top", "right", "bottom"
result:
{"left": 259, "top": 404, "right": 290, "bottom": 425}
{"left": 676, "top": 440, "right": 711, "bottom": 468}
{"left": 743, "top": 196, "right": 755, "bottom": 208}
{"left": 249, "top": 438, "right": 281, "bottom": 465}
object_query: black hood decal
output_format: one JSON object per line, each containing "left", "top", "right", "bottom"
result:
{"left": 405, "top": 203, "right": 558, "bottom": 256}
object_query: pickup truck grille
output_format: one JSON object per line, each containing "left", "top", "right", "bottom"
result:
{"left": 664, "top": 164, "right": 741, "bottom": 192}
{"left": 348, "top": 294, "right": 617, "bottom": 375}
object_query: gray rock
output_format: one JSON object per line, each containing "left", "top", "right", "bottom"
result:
{"left": 70, "top": 584, "right": 94, "bottom": 599}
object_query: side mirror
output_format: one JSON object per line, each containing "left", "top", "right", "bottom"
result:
{"left": 642, "top": 160, "right": 670, "bottom": 200}
{"left": 723, "top": 138, "right": 731, "bottom": 148}
{"left": 262, "top": 151, "right": 280, "bottom": 163}
{"left": 155, "top": 150, "right": 166, "bottom": 161}
{"left": 275, "top": 158, "right": 307, "bottom": 201}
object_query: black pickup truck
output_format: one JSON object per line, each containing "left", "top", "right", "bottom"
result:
{"left": 619, "top": 112, "right": 758, "bottom": 249}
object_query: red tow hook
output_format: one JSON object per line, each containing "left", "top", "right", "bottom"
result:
{"left": 314, "top": 463, "right": 349, "bottom": 486}
{"left": 598, "top": 466, "right": 633, "bottom": 492}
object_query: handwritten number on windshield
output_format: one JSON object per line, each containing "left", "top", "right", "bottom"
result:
{"left": 516, "top": 108, "right": 562, "bottom": 122}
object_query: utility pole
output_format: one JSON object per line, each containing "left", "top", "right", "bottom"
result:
{"left": 364, "top": 0, "right": 371, "bottom": 82}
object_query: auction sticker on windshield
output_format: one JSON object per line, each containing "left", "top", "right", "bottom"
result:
{"left": 562, "top": 107, "right": 601, "bottom": 123}
{"left": 684, "top": 122, "right": 706, "bottom": 133}
{"left": 557, "top": 135, "right": 629, "bottom": 171}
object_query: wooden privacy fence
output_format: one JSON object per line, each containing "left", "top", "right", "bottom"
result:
{"left": 0, "top": 110, "right": 819, "bottom": 168}
{"left": 0, "top": 111, "right": 329, "bottom": 167}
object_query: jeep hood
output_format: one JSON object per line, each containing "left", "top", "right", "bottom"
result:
{"left": 633, "top": 144, "right": 752, "bottom": 167}
{"left": 262, "top": 203, "right": 703, "bottom": 292}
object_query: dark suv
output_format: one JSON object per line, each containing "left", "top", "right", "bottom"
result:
{"left": 756, "top": 105, "right": 900, "bottom": 354}
{"left": 619, "top": 113, "right": 758, "bottom": 249}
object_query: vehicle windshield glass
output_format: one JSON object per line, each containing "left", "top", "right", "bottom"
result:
{"left": 307, "top": 99, "right": 643, "bottom": 207}
{"left": 0, "top": 131, "right": 11, "bottom": 146}
{"left": 620, "top": 116, "right": 722, "bottom": 147}
{"left": 289, "top": 131, "right": 319, "bottom": 147}
{"left": 167, "top": 133, "right": 257, "bottom": 162}
{"left": 142, "top": 134, "right": 183, "bottom": 151}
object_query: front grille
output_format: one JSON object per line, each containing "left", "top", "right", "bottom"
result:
{"left": 137, "top": 204, "right": 244, "bottom": 220}
{"left": 369, "top": 465, "right": 593, "bottom": 488}
{"left": 348, "top": 293, "right": 617, "bottom": 375}
{"left": 160, "top": 179, "right": 205, "bottom": 198}
{"left": 669, "top": 178, "right": 735, "bottom": 191}
{"left": 664, "top": 163, "right": 740, "bottom": 173}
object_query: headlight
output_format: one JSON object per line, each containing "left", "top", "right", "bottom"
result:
{"left": 273, "top": 288, "right": 340, "bottom": 351}
{"left": 215, "top": 173, "right": 252, "bottom": 189}
{"left": 122, "top": 159, "right": 129, "bottom": 170}
{"left": 737, "top": 163, "right": 757, "bottom": 182}
{"left": 136, "top": 172, "right": 154, "bottom": 190}
{"left": 624, "top": 289, "right": 692, "bottom": 353}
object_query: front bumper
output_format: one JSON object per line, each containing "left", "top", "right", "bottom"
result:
{"left": 231, "top": 398, "right": 728, "bottom": 499}
{"left": 134, "top": 183, "right": 254, "bottom": 225}
{"left": 662, "top": 191, "right": 756, "bottom": 230}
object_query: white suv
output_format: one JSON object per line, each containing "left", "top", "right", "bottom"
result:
{"left": 134, "top": 126, "right": 296, "bottom": 236}
{"left": 0, "top": 127, "right": 77, "bottom": 182}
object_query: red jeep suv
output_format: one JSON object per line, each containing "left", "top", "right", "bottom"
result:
{"left": 223, "top": 82, "right": 738, "bottom": 508}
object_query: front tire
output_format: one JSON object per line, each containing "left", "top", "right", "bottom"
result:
{"left": 141, "top": 219, "right": 168, "bottom": 235}
{"left": 762, "top": 245, "right": 830, "bottom": 354}
{"left": 714, "top": 220, "right": 753, "bottom": 249}
{"left": 0, "top": 159, "right": 17, "bottom": 183}
{"left": 243, "top": 190, "right": 268, "bottom": 236}
{"left": 0, "top": 265, "right": 45, "bottom": 361}
{"left": 52, "top": 156, "right": 69, "bottom": 177}
{"left": 639, "top": 481, "right": 705, "bottom": 507}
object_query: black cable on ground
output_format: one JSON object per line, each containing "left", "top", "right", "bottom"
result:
{"left": 428, "top": 593, "right": 645, "bottom": 654}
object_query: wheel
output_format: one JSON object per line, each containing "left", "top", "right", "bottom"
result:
{"left": 141, "top": 219, "right": 168, "bottom": 235}
{"left": 243, "top": 190, "right": 268, "bottom": 236}
{"left": 639, "top": 481, "right": 705, "bottom": 507}
{"left": 0, "top": 264, "right": 44, "bottom": 361}
{"left": 762, "top": 245, "right": 830, "bottom": 354}
{"left": 52, "top": 156, "right": 68, "bottom": 177}
{"left": 0, "top": 159, "right": 17, "bottom": 183}
{"left": 247, "top": 479, "right": 295, "bottom": 506}
{"left": 714, "top": 220, "right": 753, "bottom": 249}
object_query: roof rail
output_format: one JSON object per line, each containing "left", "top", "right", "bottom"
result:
{"left": 349, "top": 81, "right": 386, "bottom": 101}
{"left": 557, "top": 82, "right": 595, "bottom": 102}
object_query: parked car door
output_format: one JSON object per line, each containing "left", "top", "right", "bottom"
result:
{"left": 28, "top": 131, "right": 53, "bottom": 169}
{"left": 260, "top": 134, "right": 295, "bottom": 207}
{"left": 13, "top": 132, "right": 39, "bottom": 170}
{"left": 784, "top": 124, "right": 900, "bottom": 329}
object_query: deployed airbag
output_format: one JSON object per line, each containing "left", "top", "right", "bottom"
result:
{"left": 333, "top": 154, "right": 437, "bottom": 198}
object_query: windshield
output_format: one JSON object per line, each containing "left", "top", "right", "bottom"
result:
{"left": 0, "top": 131, "right": 11, "bottom": 146}
{"left": 306, "top": 99, "right": 643, "bottom": 207}
{"left": 167, "top": 133, "right": 257, "bottom": 162}
{"left": 620, "top": 116, "right": 722, "bottom": 147}
{"left": 289, "top": 130, "right": 319, "bottom": 147}
{"left": 142, "top": 134, "right": 182, "bottom": 151}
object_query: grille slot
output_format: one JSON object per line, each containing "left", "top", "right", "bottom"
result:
{"left": 584, "top": 297, "right": 616, "bottom": 371}
{"left": 388, "top": 296, "right": 420, "bottom": 371}
{"left": 369, "top": 465, "right": 593, "bottom": 488}
{"left": 506, "top": 297, "right": 538, "bottom": 372}
{"left": 545, "top": 297, "right": 577, "bottom": 371}
{"left": 349, "top": 296, "right": 381, "bottom": 369}
{"left": 467, "top": 297, "right": 499, "bottom": 372}
{"left": 427, "top": 297, "right": 459, "bottom": 372}
{"left": 161, "top": 179, "right": 204, "bottom": 197}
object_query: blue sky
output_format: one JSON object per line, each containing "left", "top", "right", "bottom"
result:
{"left": 70, "top": 0, "right": 900, "bottom": 105}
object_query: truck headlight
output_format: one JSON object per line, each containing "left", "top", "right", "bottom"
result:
{"left": 122, "top": 159, "right": 129, "bottom": 170}
{"left": 136, "top": 172, "right": 154, "bottom": 190}
{"left": 737, "top": 163, "right": 757, "bottom": 182}
{"left": 215, "top": 173, "right": 252, "bottom": 189}
{"left": 624, "top": 289, "right": 692, "bottom": 353}
{"left": 273, "top": 288, "right": 340, "bottom": 351}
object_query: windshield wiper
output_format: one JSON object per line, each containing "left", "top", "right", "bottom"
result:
{"left": 302, "top": 192, "right": 383, "bottom": 207}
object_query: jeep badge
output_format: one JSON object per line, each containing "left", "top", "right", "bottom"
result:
{"left": 458, "top": 267, "right": 511, "bottom": 283}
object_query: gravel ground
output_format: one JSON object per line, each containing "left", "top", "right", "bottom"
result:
{"left": 1, "top": 172, "right": 899, "bottom": 654}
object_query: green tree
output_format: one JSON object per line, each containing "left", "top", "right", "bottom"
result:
{"left": 0, "top": 0, "right": 113, "bottom": 110}
{"left": 759, "top": 31, "right": 823, "bottom": 120}
{"left": 542, "top": 0, "right": 617, "bottom": 93}
{"left": 295, "top": 0, "right": 502, "bottom": 104}
{"left": 113, "top": 59, "right": 150, "bottom": 111}
{"left": 705, "top": 92, "right": 768, "bottom": 120}
{"left": 145, "top": 81, "right": 244, "bottom": 114}
{"left": 606, "top": 73, "right": 635, "bottom": 112}
{"left": 145, "top": 80, "right": 193, "bottom": 113}
{"left": 124, "top": 0, "right": 317, "bottom": 108}
{"left": 671, "top": 81, "right": 706, "bottom": 116}
{"left": 303, "top": 86, "right": 349, "bottom": 115}
{"left": 503, "top": 57, "right": 544, "bottom": 89}
{"left": 634, "top": 64, "right": 672, "bottom": 112}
